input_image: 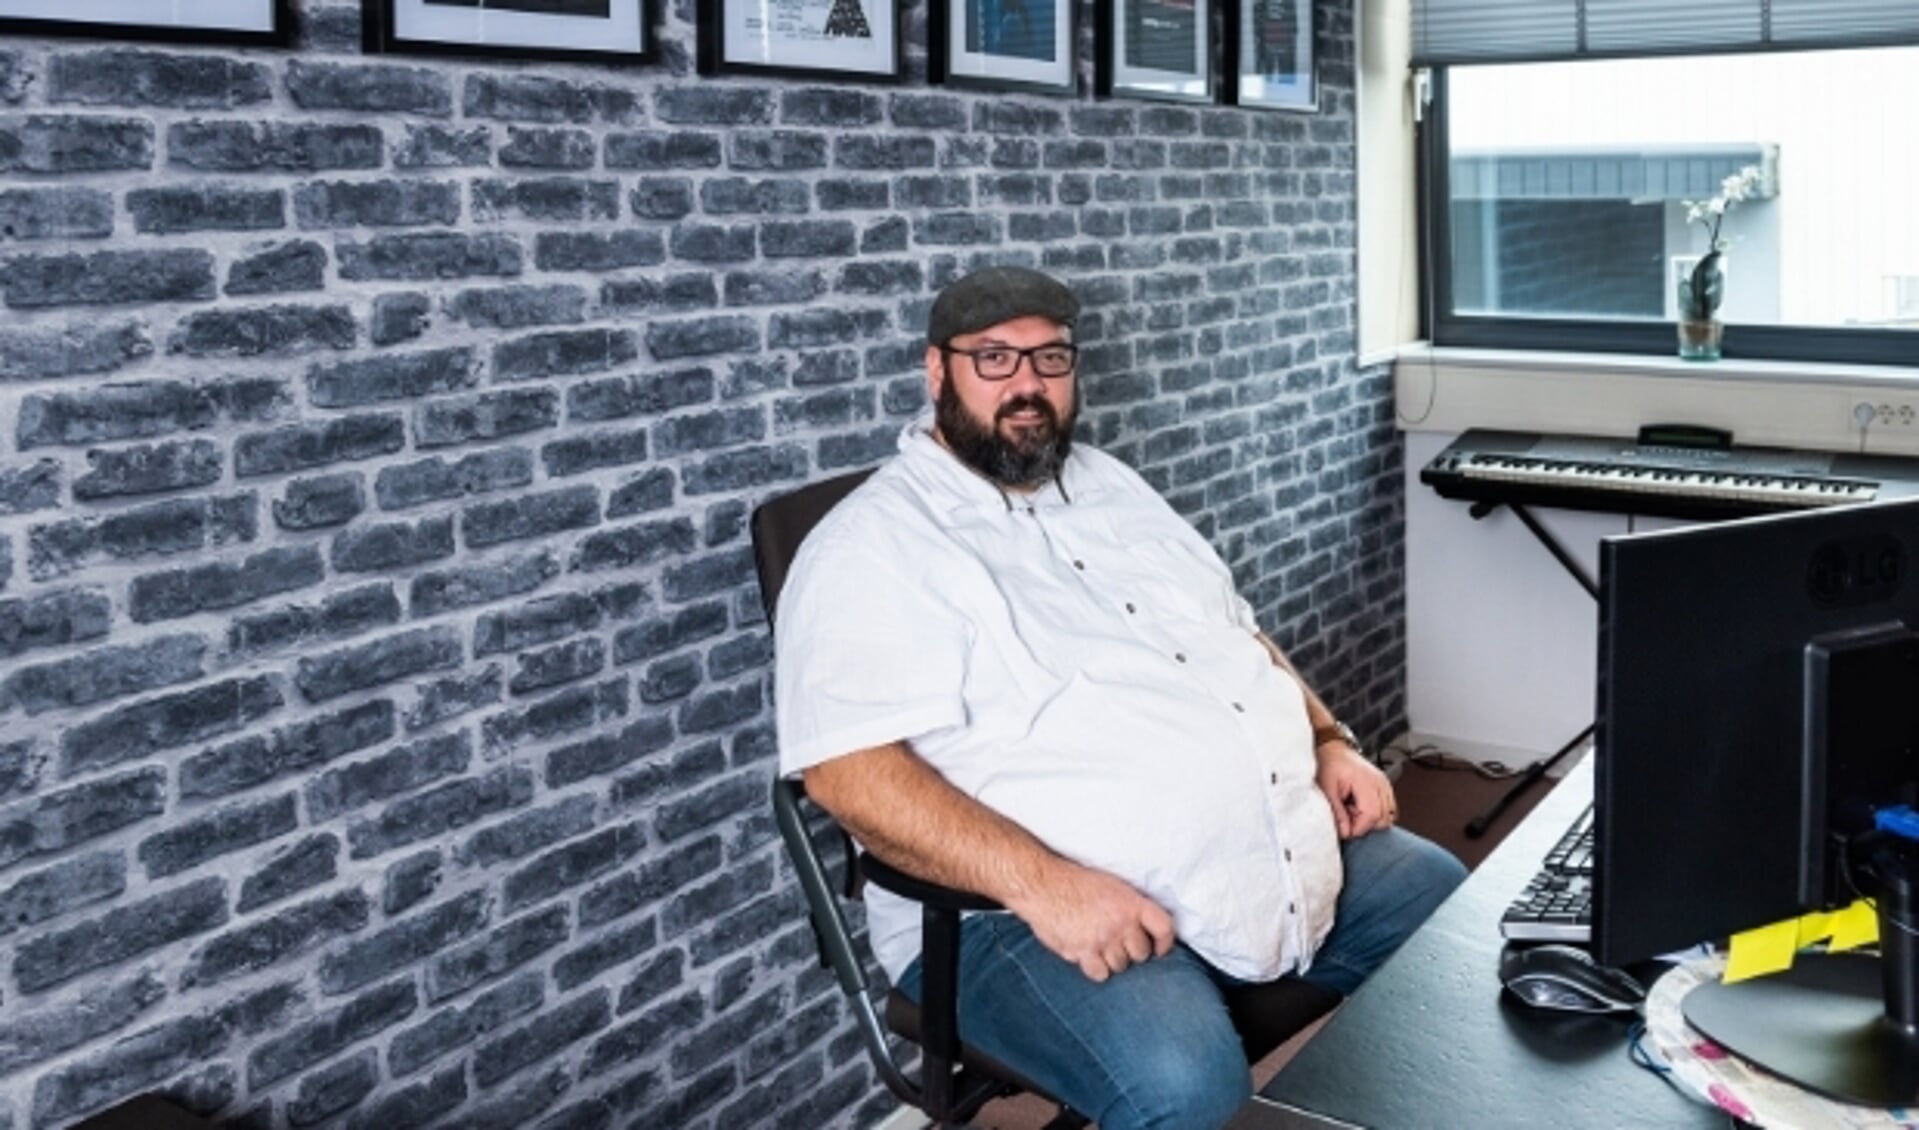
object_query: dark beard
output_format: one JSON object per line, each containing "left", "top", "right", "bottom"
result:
{"left": 936, "top": 378, "right": 1076, "bottom": 489}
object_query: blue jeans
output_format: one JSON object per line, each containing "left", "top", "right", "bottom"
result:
{"left": 895, "top": 827, "right": 1467, "bottom": 1130}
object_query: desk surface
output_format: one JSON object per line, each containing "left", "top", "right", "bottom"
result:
{"left": 1245, "top": 758, "right": 1723, "bottom": 1129}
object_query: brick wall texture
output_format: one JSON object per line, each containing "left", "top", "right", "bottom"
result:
{"left": 0, "top": 1, "right": 1399, "bottom": 1127}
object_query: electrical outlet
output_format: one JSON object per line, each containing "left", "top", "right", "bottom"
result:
{"left": 1854, "top": 401, "right": 1919, "bottom": 428}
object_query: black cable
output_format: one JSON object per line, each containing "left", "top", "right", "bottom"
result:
{"left": 1386, "top": 741, "right": 1524, "bottom": 780}
{"left": 1840, "top": 842, "right": 1919, "bottom": 941}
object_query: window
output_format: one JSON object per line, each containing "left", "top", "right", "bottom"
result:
{"left": 1424, "top": 46, "right": 1919, "bottom": 365}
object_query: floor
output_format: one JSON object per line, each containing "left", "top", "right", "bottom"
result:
{"left": 959, "top": 753, "right": 1570, "bottom": 1129}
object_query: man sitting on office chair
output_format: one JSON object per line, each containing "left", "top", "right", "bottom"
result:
{"left": 774, "top": 266, "right": 1468, "bottom": 1130}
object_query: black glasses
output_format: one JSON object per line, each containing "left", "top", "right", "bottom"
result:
{"left": 944, "top": 342, "right": 1078, "bottom": 381}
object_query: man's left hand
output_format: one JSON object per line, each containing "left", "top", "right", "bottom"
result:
{"left": 1314, "top": 741, "right": 1396, "bottom": 839}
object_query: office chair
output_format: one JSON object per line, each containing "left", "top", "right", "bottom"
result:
{"left": 753, "top": 469, "right": 1343, "bottom": 1128}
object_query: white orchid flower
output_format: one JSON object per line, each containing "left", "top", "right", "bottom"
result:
{"left": 1687, "top": 163, "right": 1764, "bottom": 244}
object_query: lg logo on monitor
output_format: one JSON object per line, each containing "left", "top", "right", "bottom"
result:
{"left": 1807, "top": 534, "right": 1905, "bottom": 607}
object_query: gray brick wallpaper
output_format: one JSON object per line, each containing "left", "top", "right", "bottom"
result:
{"left": 0, "top": 1, "right": 1399, "bottom": 1127}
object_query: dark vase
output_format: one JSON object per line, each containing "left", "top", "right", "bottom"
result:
{"left": 1676, "top": 249, "right": 1726, "bottom": 361}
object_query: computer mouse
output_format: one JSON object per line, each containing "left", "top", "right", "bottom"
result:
{"left": 1498, "top": 943, "right": 1646, "bottom": 1014}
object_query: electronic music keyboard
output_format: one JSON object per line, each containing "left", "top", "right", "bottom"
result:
{"left": 1421, "top": 429, "right": 1919, "bottom": 521}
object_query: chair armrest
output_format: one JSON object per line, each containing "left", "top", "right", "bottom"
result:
{"left": 858, "top": 852, "right": 1003, "bottom": 912}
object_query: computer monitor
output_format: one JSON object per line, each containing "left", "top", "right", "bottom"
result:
{"left": 1592, "top": 495, "right": 1919, "bottom": 1107}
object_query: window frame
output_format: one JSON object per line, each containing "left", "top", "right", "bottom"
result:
{"left": 1419, "top": 66, "right": 1919, "bottom": 368}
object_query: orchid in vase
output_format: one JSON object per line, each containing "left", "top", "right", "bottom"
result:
{"left": 1676, "top": 165, "right": 1764, "bottom": 358}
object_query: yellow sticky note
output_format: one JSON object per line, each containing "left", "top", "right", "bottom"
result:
{"left": 1725, "top": 919, "right": 1800, "bottom": 983}
{"left": 1795, "top": 911, "right": 1836, "bottom": 949}
{"left": 1827, "top": 900, "right": 1879, "bottom": 952}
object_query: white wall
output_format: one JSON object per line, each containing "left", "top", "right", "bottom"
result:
{"left": 1356, "top": 0, "right": 1420, "bottom": 362}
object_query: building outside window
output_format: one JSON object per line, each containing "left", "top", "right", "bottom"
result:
{"left": 1429, "top": 46, "right": 1919, "bottom": 358}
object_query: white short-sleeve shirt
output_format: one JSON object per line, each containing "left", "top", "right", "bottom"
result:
{"left": 775, "top": 416, "right": 1343, "bottom": 984}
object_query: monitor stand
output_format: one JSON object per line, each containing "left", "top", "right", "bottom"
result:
{"left": 1682, "top": 623, "right": 1919, "bottom": 1107}
{"left": 1684, "top": 951, "right": 1919, "bottom": 1108}
{"left": 1684, "top": 850, "right": 1919, "bottom": 1109}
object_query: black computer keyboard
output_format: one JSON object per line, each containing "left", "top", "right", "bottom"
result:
{"left": 1541, "top": 802, "right": 1594, "bottom": 876}
{"left": 1501, "top": 803, "right": 1594, "bottom": 943}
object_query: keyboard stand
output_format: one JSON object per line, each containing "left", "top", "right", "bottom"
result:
{"left": 1469, "top": 500, "right": 1598, "bottom": 600}
{"left": 1461, "top": 500, "right": 1597, "bottom": 839}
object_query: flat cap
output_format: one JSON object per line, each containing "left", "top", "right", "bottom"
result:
{"left": 926, "top": 266, "right": 1079, "bottom": 345}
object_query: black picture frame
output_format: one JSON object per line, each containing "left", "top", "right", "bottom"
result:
{"left": 929, "top": 0, "right": 1076, "bottom": 96}
{"left": 1224, "top": 0, "right": 1316, "bottom": 111}
{"left": 366, "top": 0, "right": 654, "bottom": 65}
{"left": 697, "top": 0, "right": 903, "bottom": 84}
{"left": 1096, "top": 0, "right": 1215, "bottom": 104}
{"left": 0, "top": 0, "right": 291, "bottom": 47}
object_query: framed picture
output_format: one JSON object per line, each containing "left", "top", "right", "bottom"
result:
{"left": 0, "top": 0, "right": 290, "bottom": 46}
{"left": 929, "top": 0, "right": 1075, "bottom": 96}
{"left": 1097, "top": 0, "right": 1213, "bottom": 104}
{"left": 366, "top": 0, "right": 654, "bottom": 64}
{"left": 698, "top": 0, "right": 901, "bottom": 83}
{"left": 1226, "top": 0, "right": 1315, "bottom": 111}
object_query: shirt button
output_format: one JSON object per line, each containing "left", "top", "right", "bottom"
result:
{"left": 1289, "top": 902, "right": 1297, "bottom": 915}
{"left": 1125, "top": 602, "right": 1136, "bottom": 614}
{"left": 1072, "top": 559, "right": 1084, "bottom": 570}
{"left": 1269, "top": 772, "right": 1278, "bottom": 785}
{"left": 1232, "top": 702, "right": 1245, "bottom": 713}
{"left": 1174, "top": 652, "right": 1186, "bottom": 663}
{"left": 1284, "top": 848, "right": 1294, "bottom": 862}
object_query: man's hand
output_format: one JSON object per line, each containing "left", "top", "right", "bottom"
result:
{"left": 1008, "top": 859, "right": 1177, "bottom": 982}
{"left": 1315, "top": 741, "right": 1397, "bottom": 839}
{"left": 806, "top": 744, "right": 1175, "bottom": 982}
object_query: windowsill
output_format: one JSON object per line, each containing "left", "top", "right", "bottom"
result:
{"left": 1390, "top": 343, "right": 1919, "bottom": 456}
{"left": 1397, "top": 343, "right": 1919, "bottom": 386}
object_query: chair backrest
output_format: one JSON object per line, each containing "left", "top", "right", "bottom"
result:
{"left": 750, "top": 468, "right": 875, "bottom": 625}
{"left": 752, "top": 467, "right": 929, "bottom": 1105}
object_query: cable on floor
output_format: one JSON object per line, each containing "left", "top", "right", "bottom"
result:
{"left": 1382, "top": 740, "right": 1526, "bottom": 780}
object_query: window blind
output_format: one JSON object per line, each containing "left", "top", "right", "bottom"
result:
{"left": 1411, "top": 0, "right": 1919, "bottom": 65}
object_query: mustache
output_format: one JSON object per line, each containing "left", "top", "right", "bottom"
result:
{"left": 996, "top": 395, "right": 1059, "bottom": 425}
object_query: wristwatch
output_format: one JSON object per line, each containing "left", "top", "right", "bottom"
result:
{"left": 1312, "top": 720, "right": 1363, "bottom": 756}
